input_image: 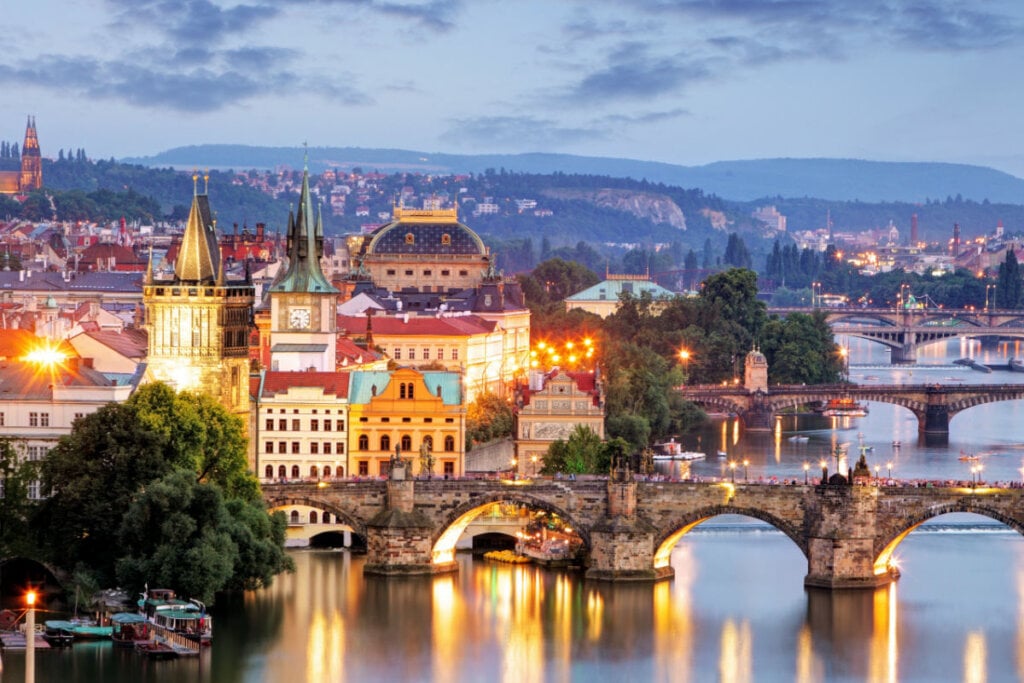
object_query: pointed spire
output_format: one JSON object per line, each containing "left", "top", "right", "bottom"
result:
{"left": 174, "top": 189, "right": 219, "bottom": 283}
{"left": 269, "top": 158, "right": 337, "bottom": 295}
{"left": 145, "top": 244, "right": 154, "bottom": 286}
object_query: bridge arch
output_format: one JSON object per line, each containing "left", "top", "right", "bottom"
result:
{"left": 264, "top": 494, "right": 368, "bottom": 539}
{"left": 873, "top": 502, "right": 1024, "bottom": 577}
{"left": 431, "top": 492, "right": 591, "bottom": 565}
{"left": 652, "top": 506, "right": 807, "bottom": 571}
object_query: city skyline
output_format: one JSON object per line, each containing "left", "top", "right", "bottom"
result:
{"left": 4, "top": 1, "right": 1024, "bottom": 176}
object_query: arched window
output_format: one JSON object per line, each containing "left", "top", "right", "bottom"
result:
{"left": 422, "top": 436, "right": 433, "bottom": 451}
{"left": 444, "top": 435, "right": 455, "bottom": 452}
{"left": 309, "top": 511, "right": 318, "bottom": 524}
{"left": 290, "top": 510, "right": 299, "bottom": 524}
{"left": 310, "top": 465, "right": 319, "bottom": 478}
{"left": 399, "top": 383, "right": 407, "bottom": 399}
{"left": 337, "top": 466, "right": 345, "bottom": 477}
{"left": 380, "top": 435, "right": 391, "bottom": 452}
{"left": 408, "top": 383, "right": 415, "bottom": 399}
{"left": 278, "top": 465, "right": 287, "bottom": 478}
{"left": 323, "top": 466, "right": 332, "bottom": 478}
{"left": 401, "top": 435, "right": 412, "bottom": 451}
{"left": 291, "top": 465, "right": 300, "bottom": 479}
{"left": 358, "top": 435, "right": 369, "bottom": 450}
{"left": 264, "top": 465, "right": 273, "bottom": 479}
{"left": 323, "top": 512, "right": 331, "bottom": 524}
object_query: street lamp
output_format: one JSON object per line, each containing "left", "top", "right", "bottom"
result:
{"left": 679, "top": 349, "right": 690, "bottom": 375}
{"left": 742, "top": 459, "right": 749, "bottom": 482}
{"left": 986, "top": 283, "right": 996, "bottom": 312}
{"left": 803, "top": 462, "right": 810, "bottom": 484}
{"left": 729, "top": 461, "right": 737, "bottom": 483}
{"left": 530, "top": 455, "right": 538, "bottom": 477}
{"left": 886, "top": 461, "right": 893, "bottom": 480}
{"left": 874, "top": 464, "right": 880, "bottom": 483}
{"left": 838, "top": 346, "right": 849, "bottom": 382}
{"left": 510, "top": 458, "right": 518, "bottom": 478}
{"left": 819, "top": 459, "right": 828, "bottom": 482}
{"left": 25, "top": 589, "right": 36, "bottom": 683}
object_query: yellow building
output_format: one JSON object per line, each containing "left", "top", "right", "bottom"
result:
{"left": 347, "top": 368, "right": 464, "bottom": 478}
{"left": 351, "top": 206, "right": 491, "bottom": 292}
{"left": 143, "top": 179, "right": 254, "bottom": 420}
{"left": 514, "top": 369, "right": 605, "bottom": 467}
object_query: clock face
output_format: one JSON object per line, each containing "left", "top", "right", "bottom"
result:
{"left": 289, "top": 308, "right": 311, "bottom": 329}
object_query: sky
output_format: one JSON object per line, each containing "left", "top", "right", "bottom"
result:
{"left": 3, "top": 0, "right": 1024, "bottom": 176}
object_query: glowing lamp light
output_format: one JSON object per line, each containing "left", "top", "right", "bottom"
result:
{"left": 26, "top": 590, "right": 36, "bottom": 606}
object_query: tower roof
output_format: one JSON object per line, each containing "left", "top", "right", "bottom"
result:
{"left": 270, "top": 165, "right": 338, "bottom": 294}
{"left": 174, "top": 184, "right": 220, "bottom": 283}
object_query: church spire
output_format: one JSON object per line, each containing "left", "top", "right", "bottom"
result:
{"left": 269, "top": 160, "right": 337, "bottom": 294}
{"left": 174, "top": 175, "right": 220, "bottom": 283}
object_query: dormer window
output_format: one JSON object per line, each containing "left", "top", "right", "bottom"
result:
{"left": 405, "top": 232, "right": 415, "bottom": 244}
{"left": 441, "top": 233, "right": 451, "bottom": 245}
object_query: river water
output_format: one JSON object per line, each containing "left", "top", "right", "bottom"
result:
{"left": 6, "top": 338, "right": 1024, "bottom": 682}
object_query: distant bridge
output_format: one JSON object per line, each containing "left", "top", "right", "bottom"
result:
{"left": 680, "top": 382, "right": 1024, "bottom": 433}
{"left": 767, "top": 307, "right": 1024, "bottom": 363}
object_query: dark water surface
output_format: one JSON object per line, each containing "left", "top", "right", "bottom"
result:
{"left": 6, "top": 337, "right": 1024, "bottom": 682}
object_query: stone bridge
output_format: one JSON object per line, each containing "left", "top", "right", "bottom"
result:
{"left": 768, "top": 306, "right": 1024, "bottom": 363}
{"left": 680, "top": 383, "right": 1024, "bottom": 433}
{"left": 262, "top": 476, "right": 1024, "bottom": 589}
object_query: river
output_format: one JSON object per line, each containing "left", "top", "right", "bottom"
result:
{"left": 5, "top": 337, "right": 1024, "bottom": 682}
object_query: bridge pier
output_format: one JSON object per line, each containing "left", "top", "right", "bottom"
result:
{"left": 585, "top": 479, "right": 671, "bottom": 582}
{"left": 803, "top": 484, "right": 899, "bottom": 589}
{"left": 364, "top": 476, "right": 455, "bottom": 576}
{"left": 889, "top": 344, "right": 917, "bottom": 364}
{"left": 923, "top": 405, "right": 950, "bottom": 434}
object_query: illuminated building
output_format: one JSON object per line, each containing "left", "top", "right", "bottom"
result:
{"left": 514, "top": 369, "right": 605, "bottom": 464}
{"left": 267, "top": 164, "right": 340, "bottom": 372}
{"left": 142, "top": 176, "right": 254, "bottom": 420}
{"left": 0, "top": 116, "right": 42, "bottom": 196}
{"left": 564, "top": 274, "right": 675, "bottom": 318}
{"left": 347, "top": 368, "right": 464, "bottom": 478}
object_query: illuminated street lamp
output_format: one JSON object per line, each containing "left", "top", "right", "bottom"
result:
{"left": 886, "top": 461, "right": 893, "bottom": 480}
{"left": 803, "top": 462, "right": 810, "bottom": 484}
{"left": 838, "top": 346, "right": 849, "bottom": 382}
{"left": 986, "top": 283, "right": 997, "bottom": 312}
{"left": 530, "top": 455, "right": 538, "bottom": 477}
{"left": 510, "top": 458, "right": 518, "bottom": 478}
{"left": 26, "top": 589, "right": 36, "bottom": 683}
{"left": 874, "top": 464, "right": 881, "bottom": 483}
{"left": 742, "top": 458, "right": 749, "bottom": 482}
{"left": 819, "top": 459, "right": 828, "bottom": 482}
{"left": 679, "top": 349, "right": 690, "bottom": 374}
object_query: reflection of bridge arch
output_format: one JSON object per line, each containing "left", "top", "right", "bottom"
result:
{"left": 265, "top": 495, "right": 367, "bottom": 539}
{"left": 431, "top": 491, "right": 589, "bottom": 565}
{"left": 652, "top": 506, "right": 807, "bottom": 570}
{"left": 872, "top": 504, "right": 1024, "bottom": 576}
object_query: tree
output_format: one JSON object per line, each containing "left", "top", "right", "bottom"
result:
{"left": 465, "top": 392, "right": 514, "bottom": 449}
{"left": 996, "top": 250, "right": 1023, "bottom": 309}
{"left": 0, "top": 438, "right": 39, "bottom": 558}
{"left": 542, "top": 425, "right": 607, "bottom": 474}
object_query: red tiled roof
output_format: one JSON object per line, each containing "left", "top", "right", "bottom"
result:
{"left": 337, "top": 314, "right": 495, "bottom": 337}
{"left": 80, "top": 328, "right": 148, "bottom": 359}
{"left": 336, "top": 336, "right": 382, "bottom": 365}
{"left": 259, "top": 371, "right": 351, "bottom": 399}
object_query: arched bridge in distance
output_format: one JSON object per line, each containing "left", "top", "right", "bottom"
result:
{"left": 679, "top": 383, "right": 1024, "bottom": 434}
{"left": 767, "top": 306, "right": 1024, "bottom": 363}
{"left": 263, "top": 477, "right": 1024, "bottom": 590}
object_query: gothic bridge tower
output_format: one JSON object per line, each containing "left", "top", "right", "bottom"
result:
{"left": 143, "top": 174, "right": 255, "bottom": 419}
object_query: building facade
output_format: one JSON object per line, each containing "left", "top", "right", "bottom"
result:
{"left": 514, "top": 369, "right": 605, "bottom": 467}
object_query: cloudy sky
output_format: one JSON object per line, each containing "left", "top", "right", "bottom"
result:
{"left": 4, "top": 0, "right": 1024, "bottom": 175}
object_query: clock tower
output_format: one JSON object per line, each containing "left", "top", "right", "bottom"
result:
{"left": 268, "top": 163, "right": 339, "bottom": 371}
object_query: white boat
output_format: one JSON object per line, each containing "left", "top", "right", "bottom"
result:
{"left": 652, "top": 451, "right": 706, "bottom": 461}
{"left": 788, "top": 435, "right": 809, "bottom": 443}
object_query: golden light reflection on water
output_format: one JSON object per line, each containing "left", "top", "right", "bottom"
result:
{"left": 795, "top": 625, "right": 822, "bottom": 683}
{"left": 718, "top": 619, "right": 752, "bottom": 683}
{"left": 432, "top": 575, "right": 459, "bottom": 683}
{"left": 868, "top": 582, "right": 897, "bottom": 683}
{"left": 964, "top": 631, "right": 987, "bottom": 683}
{"left": 1018, "top": 567, "right": 1024, "bottom": 681}
{"left": 653, "top": 544, "right": 694, "bottom": 683}
{"left": 470, "top": 563, "right": 544, "bottom": 683}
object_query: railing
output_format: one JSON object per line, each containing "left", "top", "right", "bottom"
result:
{"left": 148, "top": 623, "right": 200, "bottom": 654}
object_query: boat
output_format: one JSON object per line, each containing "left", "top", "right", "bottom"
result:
{"left": 717, "top": 451, "right": 727, "bottom": 460}
{"left": 136, "top": 639, "right": 179, "bottom": 660}
{"left": 139, "top": 588, "right": 212, "bottom": 646}
{"left": 111, "top": 612, "right": 150, "bottom": 647}
{"left": 818, "top": 398, "right": 868, "bottom": 418}
{"left": 959, "top": 452, "right": 980, "bottom": 462}
{"left": 651, "top": 451, "right": 705, "bottom": 461}
{"left": 69, "top": 618, "right": 112, "bottom": 640}
{"left": 788, "top": 435, "right": 809, "bottom": 443}
{"left": 1011, "top": 359, "right": 1024, "bottom": 372}
{"left": 42, "top": 620, "right": 75, "bottom": 647}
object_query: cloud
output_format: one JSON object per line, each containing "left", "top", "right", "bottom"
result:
{"left": 376, "top": 0, "right": 461, "bottom": 31}
{"left": 440, "top": 115, "right": 607, "bottom": 150}
{"left": 564, "top": 43, "right": 715, "bottom": 103}
{"left": 598, "top": 108, "right": 691, "bottom": 126}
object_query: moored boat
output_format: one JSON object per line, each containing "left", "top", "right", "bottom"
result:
{"left": 42, "top": 620, "right": 75, "bottom": 647}
{"left": 139, "top": 588, "right": 212, "bottom": 646}
{"left": 111, "top": 612, "right": 150, "bottom": 647}
{"left": 818, "top": 397, "right": 868, "bottom": 418}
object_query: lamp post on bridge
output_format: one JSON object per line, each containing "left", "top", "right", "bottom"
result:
{"left": 803, "top": 462, "right": 809, "bottom": 484}
{"left": 819, "top": 459, "right": 828, "bottom": 483}
{"left": 886, "top": 461, "right": 893, "bottom": 480}
{"left": 986, "top": 283, "right": 997, "bottom": 312}
{"left": 743, "top": 459, "right": 749, "bottom": 482}
{"left": 729, "top": 461, "right": 737, "bottom": 483}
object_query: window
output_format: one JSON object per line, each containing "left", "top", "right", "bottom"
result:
{"left": 323, "top": 466, "right": 331, "bottom": 478}
{"left": 459, "top": 270, "right": 468, "bottom": 276}
{"left": 0, "top": 412, "right": 4, "bottom": 426}
{"left": 309, "top": 511, "right": 318, "bottom": 524}
{"left": 402, "top": 417, "right": 411, "bottom": 423}
{"left": 394, "top": 348, "right": 401, "bottom": 360}
{"left": 292, "top": 419, "right": 300, "bottom": 431}
{"left": 441, "top": 269, "right": 450, "bottom": 276}
{"left": 278, "top": 465, "right": 287, "bottom": 478}
{"left": 310, "top": 466, "right": 319, "bottom": 478}
{"left": 324, "top": 420, "right": 332, "bottom": 432}
{"left": 386, "top": 269, "right": 396, "bottom": 276}
{"left": 291, "top": 442, "right": 300, "bottom": 454}
{"left": 74, "top": 413, "right": 84, "bottom": 421}
{"left": 358, "top": 435, "right": 369, "bottom": 450}
{"left": 324, "top": 442, "right": 332, "bottom": 454}
{"left": 401, "top": 435, "right": 412, "bottom": 451}
{"left": 380, "top": 435, "right": 391, "bottom": 451}
{"left": 443, "top": 461, "right": 455, "bottom": 476}
{"left": 422, "top": 435, "right": 433, "bottom": 451}
{"left": 405, "top": 269, "right": 414, "bottom": 276}
{"left": 311, "top": 419, "right": 319, "bottom": 431}
{"left": 28, "top": 480, "right": 41, "bottom": 500}
{"left": 444, "top": 435, "right": 455, "bottom": 452}
{"left": 264, "top": 465, "right": 273, "bottom": 479}
{"left": 311, "top": 442, "right": 319, "bottom": 454}
{"left": 452, "top": 349, "right": 459, "bottom": 360}
{"left": 291, "top": 465, "right": 300, "bottom": 478}
{"left": 290, "top": 510, "right": 299, "bottom": 524}
{"left": 408, "top": 348, "right": 415, "bottom": 360}
{"left": 265, "top": 442, "right": 274, "bottom": 453}
{"left": 279, "top": 419, "right": 287, "bottom": 431}
{"left": 323, "top": 512, "right": 331, "bottom": 523}
{"left": 27, "top": 446, "right": 47, "bottom": 461}
{"left": 423, "top": 348, "right": 430, "bottom": 360}
{"left": 338, "top": 442, "right": 345, "bottom": 454}
{"left": 278, "top": 441, "right": 287, "bottom": 453}
{"left": 29, "top": 412, "right": 38, "bottom": 427}
{"left": 337, "top": 419, "right": 345, "bottom": 431}
{"left": 424, "top": 270, "right": 432, "bottom": 276}
{"left": 381, "top": 417, "right": 390, "bottom": 423}
{"left": 424, "top": 418, "right": 433, "bottom": 423}
{"left": 358, "top": 461, "right": 368, "bottom": 476}
{"left": 266, "top": 419, "right": 274, "bottom": 431}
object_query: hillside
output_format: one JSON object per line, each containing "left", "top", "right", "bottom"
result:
{"left": 122, "top": 145, "right": 1024, "bottom": 204}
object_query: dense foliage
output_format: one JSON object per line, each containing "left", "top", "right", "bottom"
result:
{"left": 37, "top": 383, "right": 291, "bottom": 602}
{"left": 465, "top": 392, "right": 514, "bottom": 449}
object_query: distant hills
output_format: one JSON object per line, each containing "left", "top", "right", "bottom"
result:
{"left": 122, "top": 145, "right": 1024, "bottom": 205}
